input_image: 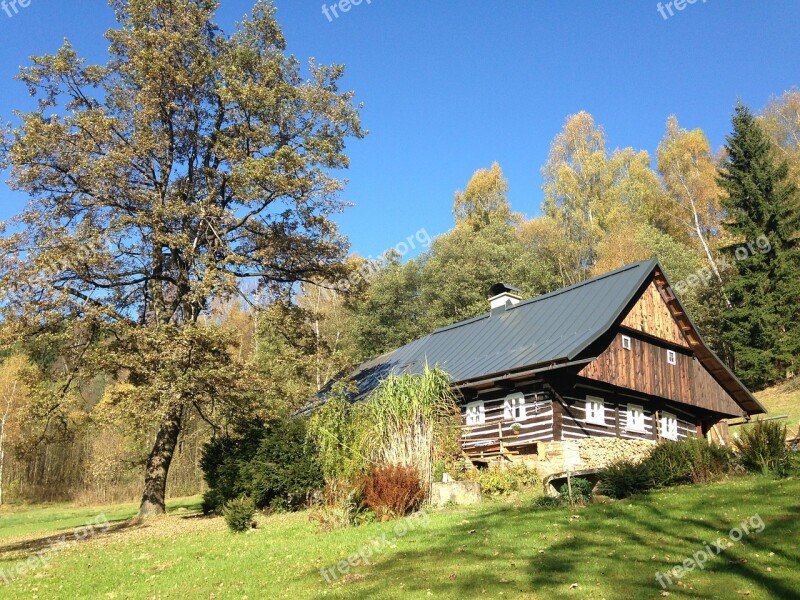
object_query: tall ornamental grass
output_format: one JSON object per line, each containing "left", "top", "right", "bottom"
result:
{"left": 362, "top": 366, "right": 460, "bottom": 488}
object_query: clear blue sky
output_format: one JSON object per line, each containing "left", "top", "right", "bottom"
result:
{"left": 0, "top": 1, "right": 798, "bottom": 260}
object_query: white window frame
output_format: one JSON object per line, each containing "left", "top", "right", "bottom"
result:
{"left": 626, "top": 403, "right": 646, "bottom": 432}
{"left": 585, "top": 395, "right": 606, "bottom": 425}
{"left": 661, "top": 411, "right": 678, "bottom": 440}
{"left": 503, "top": 392, "right": 526, "bottom": 421}
{"left": 667, "top": 349, "right": 677, "bottom": 365}
{"left": 465, "top": 400, "right": 485, "bottom": 426}
{"left": 621, "top": 335, "right": 632, "bottom": 350}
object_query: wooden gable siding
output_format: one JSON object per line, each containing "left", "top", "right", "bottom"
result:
{"left": 578, "top": 333, "right": 743, "bottom": 417}
{"left": 460, "top": 386, "right": 554, "bottom": 452}
{"left": 621, "top": 281, "right": 690, "bottom": 348}
{"left": 558, "top": 388, "right": 697, "bottom": 442}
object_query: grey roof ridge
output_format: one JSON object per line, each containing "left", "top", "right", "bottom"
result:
{"left": 429, "top": 258, "right": 659, "bottom": 338}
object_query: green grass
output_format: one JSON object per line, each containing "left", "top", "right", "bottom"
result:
{"left": 756, "top": 379, "right": 800, "bottom": 433}
{"left": 0, "top": 497, "right": 200, "bottom": 541}
{"left": 0, "top": 476, "right": 798, "bottom": 599}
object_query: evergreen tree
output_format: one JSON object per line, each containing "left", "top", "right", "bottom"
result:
{"left": 717, "top": 104, "right": 800, "bottom": 389}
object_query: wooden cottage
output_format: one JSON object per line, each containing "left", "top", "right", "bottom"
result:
{"left": 317, "top": 260, "right": 765, "bottom": 478}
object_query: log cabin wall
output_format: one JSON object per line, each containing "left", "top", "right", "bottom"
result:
{"left": 579, "top": 332, "right": 744, "bottom": 417}
{"left": 556, "top": 385, "right": 698, "bottom": 442}
{"left": 460, "top": 381, "right": 554, "bottom": 453}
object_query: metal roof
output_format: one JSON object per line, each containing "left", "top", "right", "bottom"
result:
{"left": 318, "top": 259, "right": 657, "bottom": 402}
{"left": 305, "top": 258, "right": 764, "bottom": 417}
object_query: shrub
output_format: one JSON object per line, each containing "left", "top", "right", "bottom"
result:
{"left": 598, "top": 459, "right": 653, "bottom": 499}
{"left": 309, "top": 478, "right": 363, "bottom": 532}
{"left": 559, "top": 477, "right": 593, "bottom": 504}
{"left": 223, "top": 496, "right": 256, "bottom": 533}
{"left": 360, "top": 464, "right": 426, "bottom": 520}
{"left": 533, "top": 494, "right": 563, "bottom": 509}
{"left": 201, "top": 488, "right": 226, "bottom": 515}
{"left": 734, "top": 420, "right": 791, "bottom": 476}
{"left": 469, "top": 464, "right": 539, "bottom": 497}
{"left": 647, "top": 438, "right": 735, "bottom": 487}
{"left": 201, "top": 417, "right": 324, "bottom": 512}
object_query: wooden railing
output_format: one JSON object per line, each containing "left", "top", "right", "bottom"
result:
{"left": 459, "top": 418, "right": 528, "bottom": 456}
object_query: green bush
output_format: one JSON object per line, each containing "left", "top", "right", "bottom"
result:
{"left": 470, "top": 464, "right": 539, "bottom": 497}
{"left": 734, "top": 420, "right": 791, "bottom": 476}
{"left": 201, "top": 417, "right": 324, "bottom": 512}
{"left": 647, "top": 438, "right": 735, "bottom": 487}
{"left": 533, "top": 495, "right": 562, "bottom": 509}
{"left": 223, "top": 496, "right": 256, "bottom": 533}
{"left": 559, "top": 477, "right": 593, "bottom": 503}
{"left": 201, "top": 488, "right": 226, "bottom": 515}
{"left": 598, "top": 459, "right": 653, "bottom": 499}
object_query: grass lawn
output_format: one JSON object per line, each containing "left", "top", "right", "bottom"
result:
{"left": 0, "top": 476, "right": 798, "bottom": 599}
{"left": 756, "top": 380, "right": 800, "bottom": 434}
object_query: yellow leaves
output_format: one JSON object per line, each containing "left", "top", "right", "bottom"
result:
{"left": 453, "top": 162, "right": 514, "bottom": 229}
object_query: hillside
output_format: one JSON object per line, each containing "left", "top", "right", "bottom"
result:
{"left": 756, "top": 379, "right": 800, "bottom": 434}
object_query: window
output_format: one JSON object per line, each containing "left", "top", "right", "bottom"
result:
{"left": 626, "top": 404, "right": 646, "bottom": 432}
{"left": 585, "top": 395, "right": 605, "bottom": 425}
{"left": 503, "top": 393, "right": 526, "bottom": 421}
{"left": 661, "top": 411, "right": 678, "bottom": 440}
{"left": 667, "top": 349, "right": 677, "bottom": 365}
{"left": 621, "top": 335, "right": 632, "bottom": 350}
{"left": 465, "top": 401, "right": 485, "bottom": 426}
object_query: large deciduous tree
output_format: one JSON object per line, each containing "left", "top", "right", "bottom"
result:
{"left": 0, "top": 0, "right": 363, "bottom": 517}
{"left": 657, "top": 116, "right": 726, "bottom": 290}
{"left": 717, "top": 104, "right": 800, "bottom": 389}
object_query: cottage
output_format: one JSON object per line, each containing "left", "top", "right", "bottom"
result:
{"left": 316, "top": 259, "right": 765, "bottom": 479}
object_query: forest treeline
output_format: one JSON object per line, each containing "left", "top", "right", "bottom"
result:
{"left": 0, "top": 2, "right": 797, "bottom": 508}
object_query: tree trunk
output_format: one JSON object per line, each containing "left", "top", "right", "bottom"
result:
{"left": 137, "top": 404, "right": 183, "bottom": 519}
{"left": 0, "top": 382, "right": 16, "bottom": 506}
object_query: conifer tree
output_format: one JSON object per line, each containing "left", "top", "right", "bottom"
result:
{"left": 717, "top": 104, "right": 800, "bottom": 388}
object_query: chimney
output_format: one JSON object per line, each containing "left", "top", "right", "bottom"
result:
{"left": 487, "top": 283, "right": 522, "bottom": 311}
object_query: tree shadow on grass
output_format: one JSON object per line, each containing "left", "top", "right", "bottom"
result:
{"left": 0, "top": 517, "right": 140, "bottom": 557}
{"left": 302, "top": 478, "right": 800, "bottom": 599}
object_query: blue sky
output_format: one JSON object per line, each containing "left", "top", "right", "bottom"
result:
{"left": 0, "top": 0, "right": 798, "bottom": 260}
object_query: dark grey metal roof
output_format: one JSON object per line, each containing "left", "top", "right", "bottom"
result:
{"left": 317, "top": 259, "right": 658, "bottom": 405}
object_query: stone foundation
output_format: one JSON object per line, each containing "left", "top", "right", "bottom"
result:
{"left": 511, "top": 438, "right": 656, "bottom": 479}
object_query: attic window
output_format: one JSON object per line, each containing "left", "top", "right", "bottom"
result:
{"left": 667, "top": 350, "right": 677, "bottom": 365}
{"left": 503, "top": 393, "right": 526, "bottom": 421}
{"left": 465, "top": 401, "right": 485, "bottom": 426}
{"left": 621, "top": 335, "right": 632, "bottom": 350}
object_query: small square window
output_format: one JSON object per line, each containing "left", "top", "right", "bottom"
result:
{"left": 621, "top": 335, "right": 631, "bottom": 350}
{"left": 667, "top": 350, "right": 677, "bottom": 365}
{"left": 465, "top": 401, "right": 485, "bottom": 425}
{"left": 585, "top": 395, "right": 605, "bottom": 425}
{"left": 504, "top": 393, "right": 526, "bottom": 421}
{"left": 626, "top": 404, "right": 646, "bottom": 432}
{"left": 661, "top": 412, "right": 678, "bottom": 440}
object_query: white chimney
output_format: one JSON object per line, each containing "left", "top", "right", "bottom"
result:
{"left": 488, "top": 283, "right": 522, "bottom": 310}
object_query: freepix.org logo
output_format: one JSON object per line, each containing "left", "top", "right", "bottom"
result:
{"left": 322, "top": 0, "right": 373, "bottom": 23}
{"left": 2, "top": 0, "right": 32, "bottom": 18}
